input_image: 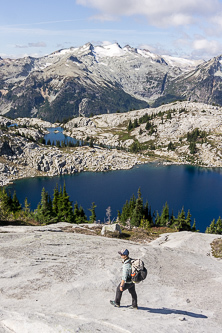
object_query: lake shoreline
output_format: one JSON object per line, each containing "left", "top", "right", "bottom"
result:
{"left": 6, "top": 162, "right": 222, "bottom": 233}
{"left": 2, "top": 151, "right": 222, "bottom": 188}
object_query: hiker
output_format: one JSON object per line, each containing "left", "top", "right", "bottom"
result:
{"left": 110, "top": 249, "right": 138, "bottom": 309}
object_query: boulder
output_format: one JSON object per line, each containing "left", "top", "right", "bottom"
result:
{"left": 101, "top": 223, "right": 122, "bottom": 236}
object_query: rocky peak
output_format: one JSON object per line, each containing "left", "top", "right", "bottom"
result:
{"left": 78, "top": 42, "right": 94, "bottom": 55}
{"left": 2, "top": 41, "right": 222, "bottom": 121}
{"left": 123, "top": 45, "right": 138, "bottom": 54}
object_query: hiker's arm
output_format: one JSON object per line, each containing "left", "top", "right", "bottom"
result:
{"left": 121, "top": 262, "right": 131, "bottom": 290}
{"left": 120, "top": 279, "right": 125, "bottom": 291}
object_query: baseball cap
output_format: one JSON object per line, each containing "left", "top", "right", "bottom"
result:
{"left": 118, "top": 249, "right": 129, "bottom": 256}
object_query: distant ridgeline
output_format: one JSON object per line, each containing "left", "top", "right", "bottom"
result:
{"left": 2, "top": 43, "right": 222, "bottom": 122}
{"left": 0, "top": 185, "right": 221, "bottom": 235}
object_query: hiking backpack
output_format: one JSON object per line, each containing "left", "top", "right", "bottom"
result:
{"left": 131, "top": 259, "right": 147, "bottom": 283}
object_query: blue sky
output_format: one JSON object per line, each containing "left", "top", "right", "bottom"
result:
{"left": 1, "top": 0, "right": 222, "bottom": 59}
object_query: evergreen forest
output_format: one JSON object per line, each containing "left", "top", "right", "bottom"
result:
{"left": 0, "top": 185, "right": 221, "bottom": 234}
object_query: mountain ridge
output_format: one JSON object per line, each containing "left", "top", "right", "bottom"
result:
{"left": 2, "top": 42, "right": 222, "bottom": 122}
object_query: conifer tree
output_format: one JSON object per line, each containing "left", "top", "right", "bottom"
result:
{"left": 7, "top": 190, "right": 13, "bottom": 208}
{"left": 74, "top": 202, "right": 87, "bottom": 224}
{"left": 216, "top": 217, "right": 222, "bottom": 234}
{"left": 120, "top": 200, "right": 130, "bottom": 224}
{"left": 143, "top": 201, "right": 149, "bottom": 220}
{"left": 89, "top": 137, "right": 94, "bottom": 148}
{"left": 160, "top": 202, "right": 169, "bottom": 226}
{"left": 79, "top": 206, "right": 87, "bottom": 223}
{"left": 206, "top": 217, "right": 222, "bottom": 234}
{"left": 0, "top": 188, "right": 11, "bottom": 219}
{"left": 206, "top": 219, "right": 216, "bottom": 234}
{"left": 52, "top": 184, "right": 59, "bottom": 217}
{"left": 140, "top": 217, "right": 146, "bottom": 229}
{"left": 56, "top": 140, "right": 61, "bottom": 148}
{"left": 133, "top": 118, "right": 139, "bottom": 128}
{"left": 143, "top": 201, "right": 153, "bottom": 226}
{"left": 35, "top": 187, "right": 52, "bottom": 223}
{"left": 130, "top": 188, "right": 144, "bottom": 227}
{"left": 58, "top": 183, "right": 74, "bottom": 222}
{"left": 145, "top": 121, "right": 152, "bottom": 131}
{"left": 155, "top": 211, "right": 161, "bottom": 226}
{"left": 170, "top": 209, "right": 175, "bottom": 226}
{"left": 186, "top": 210, "right": 192, "bottom": 230}
{"left": 177, "top": 207, "right": 186, "bottom": 230}
{"left": 127, "top": 120, "right": 133, "bottom": 131}
{"left": 191, "top": 219, "right": 196, "bottom": 232}
{"left": 175, "top": 207, "right": 191, "bottom": 231}
{"left": 117, "top": 210, "right": 121, "bottom": 221}
{"left": 23, "top": 197, "right": 31, "bottom": 217}
{"left": 11, "top": 191, "right": 21, "bottom": 213}
{"left": 129, "top": 194, "right": 136, "bottom": 216}
{"left": 89, "top": 202, "right": 96, "bottom": 223}
{"left": 74, "top": 202, "right": 80, "bottom": 224}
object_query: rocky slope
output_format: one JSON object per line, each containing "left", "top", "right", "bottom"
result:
{"left": 156, "top": 55, "right": 222, "bottom": 106}
{"left": 64, "top": 101, "right": 222, "bottom": 167}
{"left": 0, "top": 43, "right": 203, "bottom": 122}
{"left": 0, "top": 224, "right": 221, "bottom": 332}
{"left": 0, "top": 116, "right": 149, "bottom": 186}
{"left": 1, "top": 100, "right": 222, "bottom": 185}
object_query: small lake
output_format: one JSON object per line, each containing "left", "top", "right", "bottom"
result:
{"left": 44, "top": 127, "right": 81, "bottom": 145}
{"left": 7, "top": 164, "right": 222, "bottom": 232}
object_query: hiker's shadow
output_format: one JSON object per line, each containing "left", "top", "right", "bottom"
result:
{"left": 139, "top": 307, "right": 207, "bottom": 319}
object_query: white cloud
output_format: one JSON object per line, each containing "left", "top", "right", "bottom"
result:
{"left": 205, "top": 12, "right": 222, "bottom": 36}
{"left": 193, "top": 39, "right": 221, "bottom": 53}
{"left": 139, "top": 43, "right": 173, "bottom": 56}
{"left": 76, "top": 0, "right": 222, "bottom": 27}
{"left": 91, "top": 14, "right": 118, "bottom": 21}
{"left": 15, "top": 42, "right": 46, "bottom": 49}
{"left": 191, "top": 38, "right": 222, "bottom": 58}
{"left": 28, "top": 42, "right": 46, "bottom": 48}
{"left": 0, "top": 52, "right": 42, "bottom": 59}
{"left": 210, "top": 13, "right": 222, "bottom": 28}
{"left": 15, "top": 44, "right": 28, "bottom": 49}
{"left": 101, "top": 41, "right": 113, "bottom": 46}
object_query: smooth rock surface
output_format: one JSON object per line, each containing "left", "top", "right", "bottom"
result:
{"left": 0, "top": 224, "right": 221, "bottom": 332}
{"left": 101, "top": 223, "right": 122, "bottom": 236}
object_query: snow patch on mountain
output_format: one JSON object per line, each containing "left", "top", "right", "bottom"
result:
{"left": 137, "top": 49, "right": 159, "bottom": 59}
{"left": 162, "top": 55, "right": 204, "bottom": 70}
{"left": 94, "top": 43, "right": 125, "bottom": 60}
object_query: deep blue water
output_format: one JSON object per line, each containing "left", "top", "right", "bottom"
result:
{"left": 44, "top": 127, "right": 80, "bottom": 145}
{"left": 7, "top": 164, "right": 222, "bottom": 232}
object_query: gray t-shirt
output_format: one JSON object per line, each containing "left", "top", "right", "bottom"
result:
{"left": 122, "top": 258, "right": 132, "bottom": 283}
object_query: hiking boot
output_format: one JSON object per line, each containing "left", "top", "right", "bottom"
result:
{"left": 110, "top": 300, "right": 120, "bottom": 307}
{"left": 128, "top": 305, "right": 138, "bottom": 309}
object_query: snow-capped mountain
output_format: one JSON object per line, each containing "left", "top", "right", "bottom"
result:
{"left": 155, "top": 54, "right": 222, "bottom": 107}
{"left": 1, "top": 42, "right": 219, "bottom": 122}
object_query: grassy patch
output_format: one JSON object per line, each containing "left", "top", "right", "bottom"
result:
{"left": 61, "top": 225, "right": 102, "bottom": 235}
{"left": 109, "top": 225, "right": 177, "bottom": 243}
{"left": 211, "top": 239, "right": 222, "bottom": 258}
{"left": 59, "top": 224, "right": 177, "bottom": 243}
{"left": 0, "top": 219, "right": 39, "bottom": 226}
{"left": 118, "top": 132, "right": 134, "bottom": 141}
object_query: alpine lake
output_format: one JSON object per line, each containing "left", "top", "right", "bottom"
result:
{"left": 6, "top": 127, "right": 222, "bottom": 233}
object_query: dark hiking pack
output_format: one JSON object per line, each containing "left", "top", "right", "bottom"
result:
{"left": 130, "top": 259, "right": 147, "bottom": 283}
